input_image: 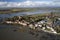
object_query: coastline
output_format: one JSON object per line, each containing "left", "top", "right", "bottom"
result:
{"left": 1, "top": 20, "right": 59, "bottom": 35}
{"left": 1, "top": 13, "right": 60, "bottom": 35}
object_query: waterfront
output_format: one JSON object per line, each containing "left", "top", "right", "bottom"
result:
{"left": 0, "top": 8, "right": 60, "bottom": 40}
{"left": 0, "top": 0, "right": 60, "bottom": 40}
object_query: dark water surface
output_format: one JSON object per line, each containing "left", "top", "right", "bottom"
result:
{"left": 0, "top": 24, "right": 39, "bottom": 40}
{"left": 0, "top": 24, "right": 60, "bottom": 40}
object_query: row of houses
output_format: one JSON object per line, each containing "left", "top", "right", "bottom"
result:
{"left": 3, "top": 15, "right": 60, "bottom": 34}
{"left": 29, "top": 19, "right": 57, "bottom": 33}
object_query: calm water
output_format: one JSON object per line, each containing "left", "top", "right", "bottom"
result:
{"left": 0, "top": 10, "right": 60, "bottom": 19}
{"left": 0, "top": 24, "right": 60, "bottom": 40}
{"left": 0, "top": 24, "right": 41, "bottom": 40}
{"left": 0, "top": 9, "right": 60, "bottom": 40}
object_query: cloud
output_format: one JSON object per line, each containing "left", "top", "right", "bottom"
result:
{"left": 0, "top": 1, "right": 60, "bottom": 8}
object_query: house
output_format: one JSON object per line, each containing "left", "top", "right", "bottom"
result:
{"left": 38, "top": 24, "right": 42, "bottom": 28}
{"left": 29, "top": 24, "right": 35, "bottom": 29}
{"left": 38, "top": 20, "right": 47, "bottom": 24}
{"left": 6, "top": 21, "right": 13, "bottom": 24}
{"left": 58, "top": 18, "right": 60, "bottom": 20}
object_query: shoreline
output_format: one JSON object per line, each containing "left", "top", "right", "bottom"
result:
{"left": 1, "top": 13, "right": 60, "bottom": 35}
{"left": 1, "top": 22, "right": 60, "bottom": 35}
{"left": 2, "top": 21, "right": 60, "bottom": 35}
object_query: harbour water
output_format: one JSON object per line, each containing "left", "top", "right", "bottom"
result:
{"left": 0, "top": 24, "right": 60, "bottom": 40}
{"left": 0, "top": 9, "right": 60, "bottom": 40}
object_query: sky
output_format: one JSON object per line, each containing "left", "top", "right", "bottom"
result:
{"left": 0, "top": 0, "right": 60, "bottom": 8}
{"left": 0, "top": 0, "right": 60, "bottom": 2}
